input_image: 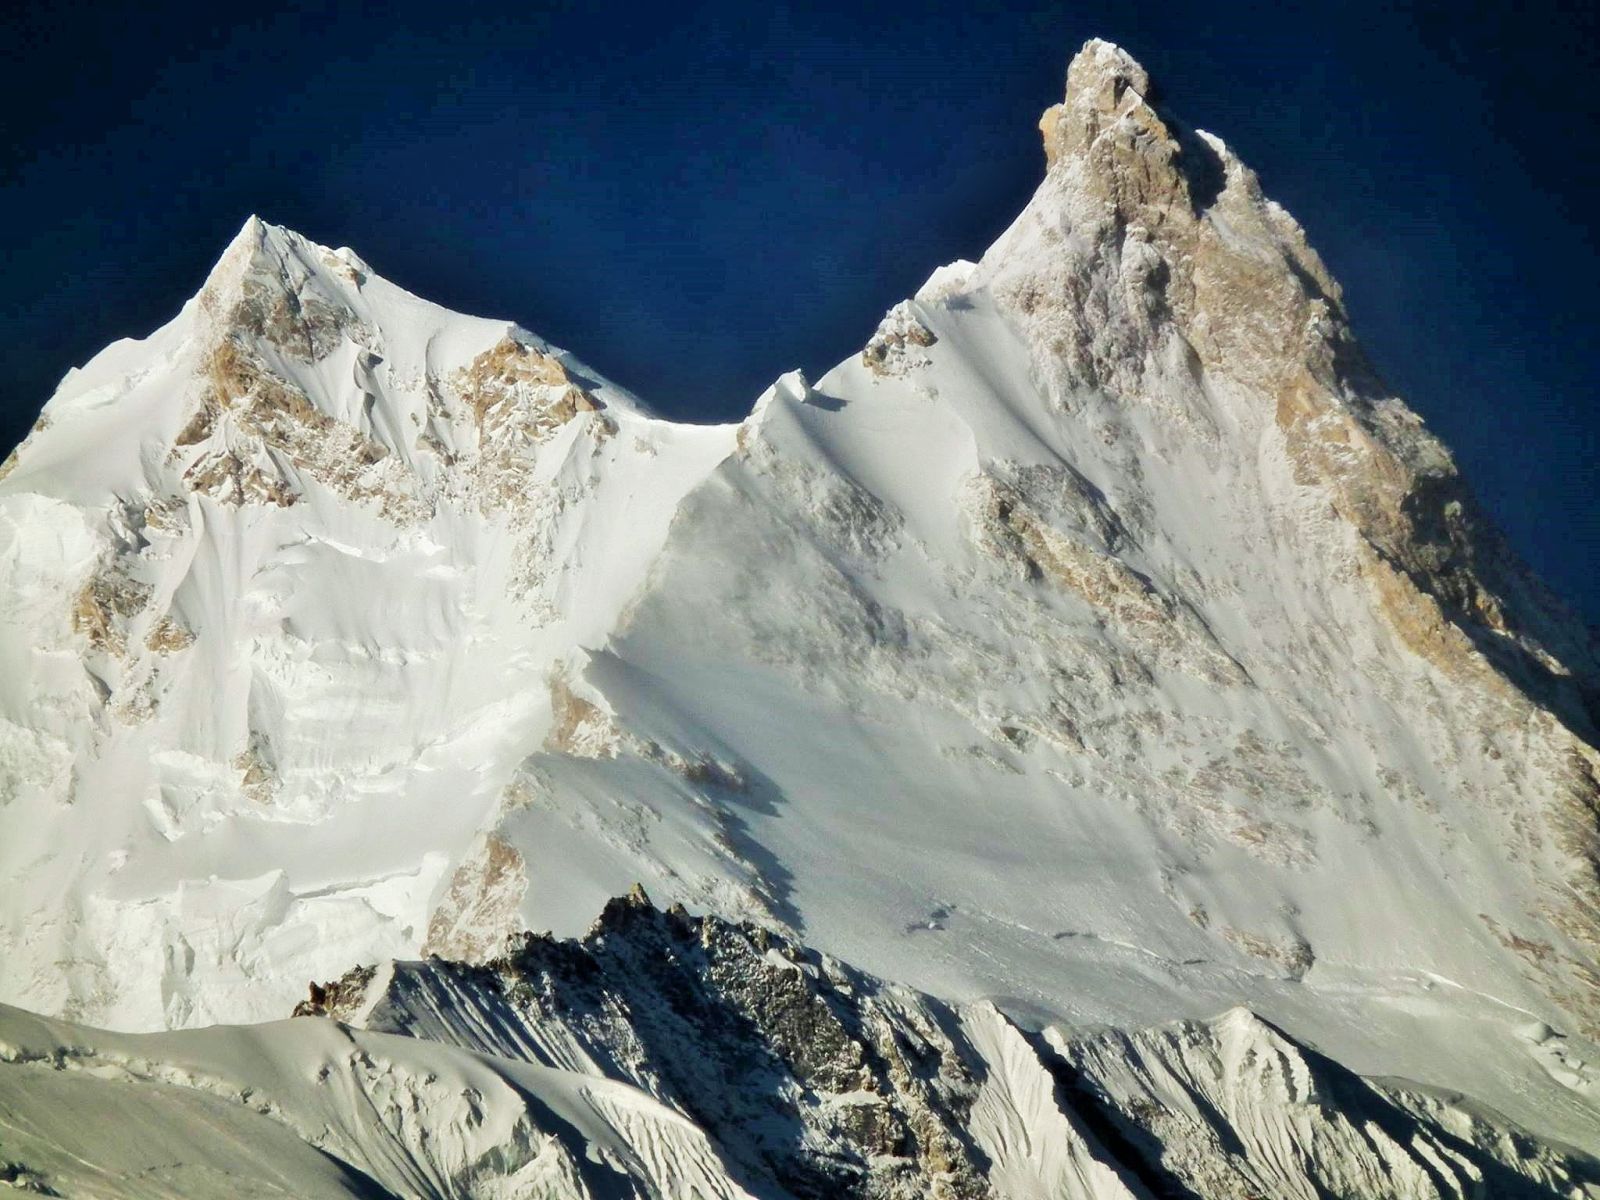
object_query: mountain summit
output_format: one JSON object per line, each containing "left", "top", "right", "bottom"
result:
{"left": 2, "top": 38, "right": 1599, "bottom": 1176}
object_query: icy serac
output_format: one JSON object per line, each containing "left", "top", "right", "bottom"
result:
{"left": 2, "top": 35, "right": 1599, "bottom": 1157}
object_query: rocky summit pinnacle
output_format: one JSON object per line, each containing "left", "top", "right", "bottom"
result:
{"left": 1041, "top": 39, "right": 1156, "bottom": 168}
{"left": 1, "top": 38, "right": 1598, "bottom": 1196}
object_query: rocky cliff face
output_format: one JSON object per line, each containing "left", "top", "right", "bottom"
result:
{"left": 2, "top": 35, "right": 1599, "bottom": 1178}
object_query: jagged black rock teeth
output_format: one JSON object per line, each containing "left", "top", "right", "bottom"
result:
{"left": 2, "top": 35, "right": 1600, "bottom": 1192}
{"left": 323, "top": 897, "right": 1597, "bottom": 1198}
{"left": 302, "top": 890, "right": 994, "bottom": 1199}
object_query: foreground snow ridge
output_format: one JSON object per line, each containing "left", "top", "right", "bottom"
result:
{"left": 3, "top": 891, "right": 1594, "bottom": 1198}
{"left": 2, "top": 35, "right": 1600, "bottom": 1187}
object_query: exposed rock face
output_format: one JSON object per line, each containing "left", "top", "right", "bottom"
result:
{"left": 1, "top": 35, "right": 1598, "bottom": 1173}
{"left": 422, "top": 834, "right": 528, "bottom": 961}
{"left": 311, "top": 890, "right": 993, "bottom": 1199}
{"left": 863, "top": 302, "right": 939, "bottom": 377}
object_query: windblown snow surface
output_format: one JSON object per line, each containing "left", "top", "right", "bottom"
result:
{"left": 2, "top": 37, "right": 1599, "bottom": 1193}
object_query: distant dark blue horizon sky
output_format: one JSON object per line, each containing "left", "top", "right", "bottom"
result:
{"left": 4, "top": 0, "right": 1596, "bottom": 622}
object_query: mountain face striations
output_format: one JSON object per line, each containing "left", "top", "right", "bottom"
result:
{"left": 3, "top": 893, "right": 1593, "bottom": 1197}
{"left": 1, "top": 39, "right": 1597, "bottom": 1195}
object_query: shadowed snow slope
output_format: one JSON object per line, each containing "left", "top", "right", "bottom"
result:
{"left": 2, "top": 36, "right": 1600, "bottom": 1164}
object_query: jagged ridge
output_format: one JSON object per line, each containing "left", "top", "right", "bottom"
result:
{"left": 5, "top": 892, "right": 1594, "bottom": 1199}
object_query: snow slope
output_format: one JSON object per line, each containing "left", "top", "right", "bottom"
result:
{"left": 2, "top": 36, "right": 1599, "bottom": 1158}
{"left": 0, "top": 998, "right": 761, "bottom": 1197}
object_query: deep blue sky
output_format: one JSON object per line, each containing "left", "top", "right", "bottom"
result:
{"left": 4, "top": 0, "right": 1596, "bottom": 621}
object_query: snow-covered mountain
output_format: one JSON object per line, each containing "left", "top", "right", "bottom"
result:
{"left": 3, "top": 36, "right": 1599, "bottom": 1183}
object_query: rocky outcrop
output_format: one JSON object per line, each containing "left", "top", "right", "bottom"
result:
{"left": 422, "top": 834, "right": 528, "bottom": 962}
{"left": 863, "top": 302, "right": 939, "bottom": 378}
{"left": 309, "top": 888, "right": 991, "bottom": 1199}
{"left": 1024, "top": 39, "right": 1600, "bottom": 723}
